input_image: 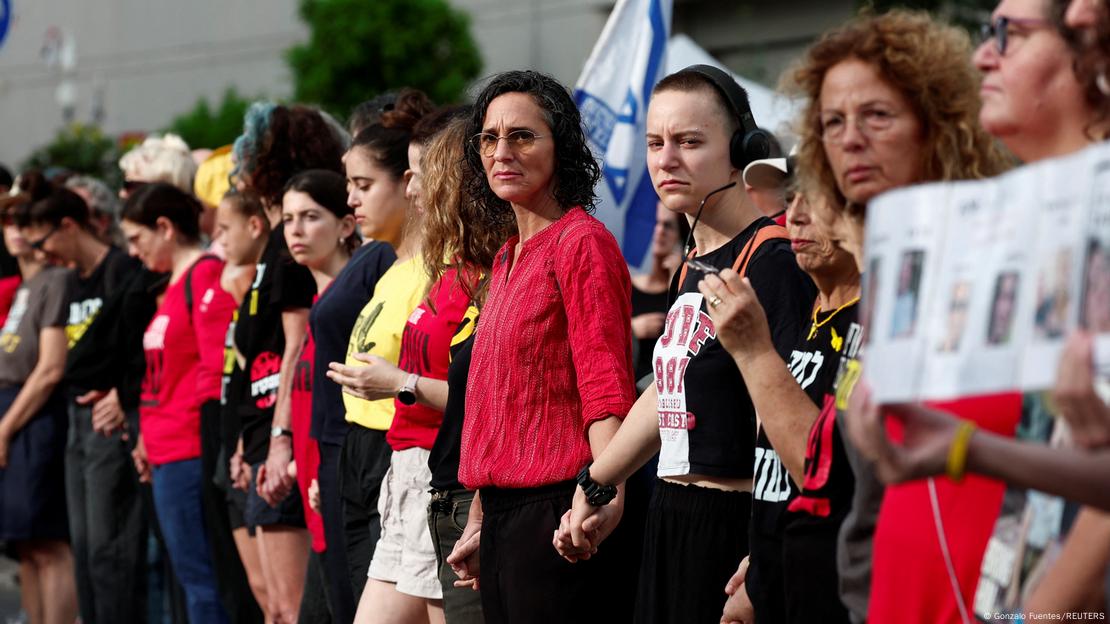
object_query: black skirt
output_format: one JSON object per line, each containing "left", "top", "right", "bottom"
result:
{"left": 0, "top": 386, "right": 69, "bottom": 542}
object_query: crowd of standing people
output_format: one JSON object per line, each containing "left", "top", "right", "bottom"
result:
{"left": 0, "top": 0, "right": 1108, "bottom": 622}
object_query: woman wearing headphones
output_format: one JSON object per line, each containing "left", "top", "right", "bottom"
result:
{"left": 559, "top": 65, "right": 815, "bottom": 623}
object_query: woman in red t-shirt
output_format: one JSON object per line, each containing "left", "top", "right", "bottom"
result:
{"left": 121, "top": 183, "right": 236, "bottom": 624}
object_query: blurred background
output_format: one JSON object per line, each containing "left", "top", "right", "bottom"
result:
{"left": 0, "top": 0, "right": 995, "bottom": 184}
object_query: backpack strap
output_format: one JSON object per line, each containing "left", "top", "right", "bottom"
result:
{"left": 677, "top": 223, "right": 789, "bottom": 289}
{"left": 185, "top": 254, "right": 222, "bottom": 324}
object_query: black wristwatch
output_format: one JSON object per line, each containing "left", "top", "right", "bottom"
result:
{"left": 576, "top": 462, "right": 617, "bottom": 507}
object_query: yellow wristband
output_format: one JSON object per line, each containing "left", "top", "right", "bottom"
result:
{"left": 945, "top": 420, "right": 977, "bottom": 483}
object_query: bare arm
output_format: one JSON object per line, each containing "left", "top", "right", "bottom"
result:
{"left": 586, "top": 384, "right": 661, "bottom": 486}
{"left": 1024, "top": 507, "right": 1110, "bottom": 616}
{"left": 0, "top": 327, "right": 67, "bottom": 465}
{"left": 733, "top": 347, "right": 816, "bottom": 487}
{"left": 273, "top": 308, "right": 309, "bottom": 432}
{"left": 259, "top": 307, "right": 308, "bottom": 504}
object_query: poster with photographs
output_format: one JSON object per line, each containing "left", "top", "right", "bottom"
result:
{"left": 863, "top": 141, "right": 1110, "bottom": 402}
{"left": 861, "top": 184, "right": 946, "bottom": 404}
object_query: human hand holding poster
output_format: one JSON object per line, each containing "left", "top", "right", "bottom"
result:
{"left": 863, "top": 142, "right": 1110, "bottom": 403}
{"left": 862, "top": 144, "right": 1110, "bottom": 621}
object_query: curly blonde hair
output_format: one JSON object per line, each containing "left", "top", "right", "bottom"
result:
{"left": 421, "top": 117, "right": 517, "bottom": 308}
{"left": 786, "top": 10, "right": 1013, "bottom": 216}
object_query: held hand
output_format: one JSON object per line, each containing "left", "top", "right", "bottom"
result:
{"left": 697, "top": 270, "right": 774, "bottom": 364}
{"left": 132, "top": 435, "right": 152, "bottom": 484}
{"left": 631, "top": 312, "right": 666, "bottom": 340}
{"left": 447, "top": 521, "right": 482, "bottom": 590}
{"left": 724, "top": 557, "right": 750, "bottom": 596}
{"left": 1054, "top": 331, "right": 1110, "bottom": 449}
{"left": 720, "top": 582, "right": 756, "bottom": 624}
{"left": 259, "top": 437, "right": 294, "bottom": 505}
{"left": 75, "top": 389, "right": 106, "bottom": 406}
{"left": 229, "top": 451, "right": 251, "bottom": 492}
{"left": 325, "top": 354, "right": 406, "bottom": 402}
{"left": 845, "top": 381, "right": 961, "bottom": 483}
{"left": 90, "top": 388, "right": 127, "bottom": 438}
{"left": 308, "top": 478, "right": 321, "bottom": 514}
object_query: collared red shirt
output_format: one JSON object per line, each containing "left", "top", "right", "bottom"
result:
{"left": 460, "top": 207, "right": 635, "bottom": 489}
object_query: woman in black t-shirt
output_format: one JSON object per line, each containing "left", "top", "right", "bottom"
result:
{"left": 699, "top": 192, "right": 860, "bottom": 624}
{"left": 230, "top": 102, "right": 346, "bottom": 623}
{"left": 556, "top": 66, "right": 815, "bottom": 624}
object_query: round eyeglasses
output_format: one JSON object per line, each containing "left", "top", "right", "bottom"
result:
{"left": 470, "top": 130, "right": 547, "bottom": 158}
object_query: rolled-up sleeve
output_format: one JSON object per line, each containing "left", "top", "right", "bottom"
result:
{"left": 555, "top": 222, "right": 636, "bottom": 434}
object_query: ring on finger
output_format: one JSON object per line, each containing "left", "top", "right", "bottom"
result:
{"left": 709, "top": 295, "right": 723, "bottom": 308}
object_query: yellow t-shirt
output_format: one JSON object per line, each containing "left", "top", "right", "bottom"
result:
{"left": 343, "top": 254, "right": 429, "bottom": 430}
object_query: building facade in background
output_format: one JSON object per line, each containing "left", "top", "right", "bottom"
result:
{"left": 0, "top": 0, "right": 854, "bottom": 170}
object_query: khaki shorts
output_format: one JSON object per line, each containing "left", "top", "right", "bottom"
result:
{"left": 367, "top": 447, "right": 442, "bottom": 599}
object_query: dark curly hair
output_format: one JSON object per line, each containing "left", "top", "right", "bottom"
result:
{"left": 464, "top": 71, "right": 600, "bottom": 228}
{"left": 233, "top": 103, "right": 345, "bottom": 207}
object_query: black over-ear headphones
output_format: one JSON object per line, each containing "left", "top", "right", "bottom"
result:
{"left": 682, "top": 64, "right": 772, "bottom": 171}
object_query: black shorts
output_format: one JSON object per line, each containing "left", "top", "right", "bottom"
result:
{"left": 636, "top": 480, "right": 751, "bottom": 624}
{"left": 226, "top": 484, "right": 249, "bottom": 533}
{"left": 245, "top": 462, "right": 306, "bottom": 529}
{"left": 0, "top": 387, "right": 68, "bottom": 543}
{"left": 478, "top": 480, "right": 638, "bottom": 624}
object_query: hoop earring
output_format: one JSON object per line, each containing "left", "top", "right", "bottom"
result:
{"left": 1097, "top": 69, "right": 1110, "bottom": 97}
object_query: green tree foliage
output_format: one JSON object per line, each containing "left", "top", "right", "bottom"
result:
{"left": 21, "top": 123, "right": 123, "bottom": 187}
{"left": 166, "top": 88, "right": 255, "bottom": 150}
{"left": 287, "top": 0, "right": 483, "bottom": 117}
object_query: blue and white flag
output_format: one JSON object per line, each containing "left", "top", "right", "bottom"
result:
{"left": 574, "top": 0, "right": 672, "bottom": 270}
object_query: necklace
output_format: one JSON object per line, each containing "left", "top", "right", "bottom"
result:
{"left": 807, "top": 296, "right": 861, "bottom": 340}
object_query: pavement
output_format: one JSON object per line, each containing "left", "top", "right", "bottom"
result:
{"left": 0, "top": 556, "right": 23, "bottom": 624}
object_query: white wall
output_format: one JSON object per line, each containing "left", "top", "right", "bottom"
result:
{"left": 0, "top": 0, "right": 304, "bottom": 168}
{"left": 0, "top": 0, "right": 855, "bottom": 171}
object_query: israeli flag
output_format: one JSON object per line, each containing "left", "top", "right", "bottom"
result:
{"left": 574, "top": 0, "right": 672, "bottom": 270}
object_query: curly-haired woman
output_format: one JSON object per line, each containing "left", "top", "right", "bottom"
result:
{"left": 779, "top": 9, "right": 1017, "bottom": 624}
{"left": 839, "top": 1, "right": 1110, "bottom": 619}
{"left": 440, "top": 70, "right": 639, "bottom": 624}
{"left": 230, "top": 102, "right": 347, "bottom": 623}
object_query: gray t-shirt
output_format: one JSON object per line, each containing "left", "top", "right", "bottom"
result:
{"left": 0, "top": 266, "right": 71, "bottom": 387}
{"left": 836, "top": 407, "right": 885, "bottom": 624}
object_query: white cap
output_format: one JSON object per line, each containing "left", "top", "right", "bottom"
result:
{"left": 742, "top": 157, "right": 789, "bottom": 190}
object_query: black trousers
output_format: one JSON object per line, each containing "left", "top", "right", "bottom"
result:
{"left": 339, "top": 425, "right": 392, "bottom": 601}
{"left": 64, "top": 400, "right": 148, "bottom": 624}
{"left": 317, "top": 440, "right": 356, "bottom": 624}
{"left": 635, "top": 480, "right": 751, "bottom": 624}
{"left": 478, "top": 481, "right": 637, "bottom": 624}
{"left": 428, "top": 488, "right": 485, "bottom": 624}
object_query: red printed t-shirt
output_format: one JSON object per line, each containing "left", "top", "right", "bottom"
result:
{"left": 141, "top": 256, "right": 236, "bottom": 466}
{"left": 386, "top": 269, "right": 470, "bottom": 451}
{"left": 867, "top": 392, "right": 1020, "bottom": 624}
{"left": 291, "top": 317, "right": 325, "bottom": 552}
{"left": 460, "top": 207, "right": 636, "bottom": 489}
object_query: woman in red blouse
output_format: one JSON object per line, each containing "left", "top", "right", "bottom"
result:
{"left": 445, "top": 70, "right": 637, "bottom": 623}
{"left": 121, "top": 184, "right": 237, "bottom": 624}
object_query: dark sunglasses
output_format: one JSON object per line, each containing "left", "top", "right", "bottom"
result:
{"left": 979, "top": 16, "right": 1051, "bottom": 56}
{"left": 28, "top": 226, "right": 58, "bottom": 251}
